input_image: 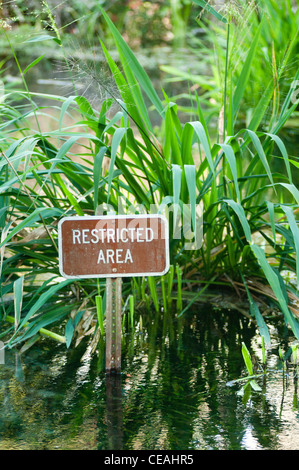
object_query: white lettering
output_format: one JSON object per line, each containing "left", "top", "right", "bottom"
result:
{"left": 146, "top": 227, "right": 154, "bottom": 242}
{"left": 90, "top": 229, "right": 99, "bottom": 243}
{"left": 116, "top": 249, "right": 123, "bottom": 263}
{"left": 104, "top": 455, "right": 139, "bottom": 467}
{"left": 106, "top": 249, "right": 114, "bottom": 263}
{"left": 107, "top": 228, "right": 115, "bottom": 243}
{"left": 72, "top": 224, "right": 156, "bottom": 245}
{"left": 128, "top": 228, "right": 135, "bottom": 241}
{"left": 72, "top": 229, "right": 81, "bottom": 244}
{"left": 136, "top": 227, "right": 144, "bottom": 242}
{"left": 97, "top": 249, "right": 106, "bottom": 263}
{"left": 124, "top": 249, "right": 133, "bottom": 263}
{"left": 97, "top": 248, "right": 133, "bottom": 264}
{"left": 98, "top": 229, "right": 105, "bottom": 242}
{"left": 120, "top": 228, "right": 128, "bottom": 242}
{"left": 82, "top": 229, "right": 90, "bottom": 244}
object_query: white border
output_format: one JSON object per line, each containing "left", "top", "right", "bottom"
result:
{"left": 58, "top": 214, "right": 170, "bottom": 279}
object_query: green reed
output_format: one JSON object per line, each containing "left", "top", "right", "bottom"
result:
{"left": 0, "top": 1, "right": 299, "bottom": 351}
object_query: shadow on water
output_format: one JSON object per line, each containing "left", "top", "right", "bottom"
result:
{"left": 0, "top": 304, "right": 298, "bottom": 450}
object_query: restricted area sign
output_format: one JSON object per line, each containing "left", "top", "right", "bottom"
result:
{"left": 58, "top": 214, "right": 169, "bottom": 279}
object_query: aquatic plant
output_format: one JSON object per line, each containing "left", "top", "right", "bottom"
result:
{"left": 0, "top": 1, "right": 299, "bottom": 352}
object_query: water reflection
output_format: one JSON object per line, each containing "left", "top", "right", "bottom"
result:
{"left": 105, "top": 374, "right": 123, "bottom": 450}
{"left": 0, "top": 305, "right": 298, "bottom": 450}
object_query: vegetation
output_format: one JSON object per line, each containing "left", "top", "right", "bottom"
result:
{"left": 0, "top": 1, "right": 299, "bottom": 353}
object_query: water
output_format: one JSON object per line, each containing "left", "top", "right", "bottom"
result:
{"left": 0, "top": 305, "right": 298, "bottom": 450}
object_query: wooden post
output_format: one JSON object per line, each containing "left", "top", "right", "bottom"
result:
{"left": 105, "top": 277, "right": 122, "bottom": 373}
{"left": 57, "top": 214, "right": 170, "bottom": 375}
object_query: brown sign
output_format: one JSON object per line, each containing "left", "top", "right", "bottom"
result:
{"left": 58, "top": 215, "right": 169, "bottom": 278}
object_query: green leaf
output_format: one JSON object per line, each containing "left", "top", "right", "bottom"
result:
{"left": 266, "top": 133, "right": 292, "bottom": 183}
{"left": 148, "top": 277, "right": 159, "bottom": 312}
{"left": 100, "top": 7, "right": 164, "bottom": 118}
{"left": 17, "top": 279, "right": 73, "bottom": 331}
{"left": 251, "top": 300, "right": 271, "bottom": 347}
{"left": 24, "top": 34, "right": 56, "bottom": 43}
{"left": 164, "top": 103, "right": 182, "bottom": 165}
{"left": 250, "top": 243, "right": 299, "bottom": 340}
{"left": 75, "top": 95, "right": 96, "bottom": 118}
{"left": 219, "top": 143, "right": 241, "bottom": 203}
{"left": 193, "top": 0, "right": 227, "bottom": 23}
{"left": 65, "top": 318, "right": 74, "bottom": 349}
{"left": 281, "top": 205, "right": 299, "bottom": 288}
{"left": 100, "top": 40, "right": 150, "bottom": 133}
{"left": 266, "top": 201, "right": 276, "bottom": 244}
{"left": 0, "top": 207, "right": 63, "bottom": 248}
{"left": 242, "top": 275, "right": 271, "bottom": 346}
{"left": 242, "top": 342, "right": 253, "bottom": 376}
{"left": 65, "top": 311, "right": 85, "bottom": 349}
{"left": 107, "top": 128, "right": 127, "bottom": 202}
{"left": 181, "top": 121, "right": 214, "bottom": 174}
{"left": 233, "top": 19, "right": 264, "bottom": 117}
{"left": 247, "top": 130, "right": 274, "bottom": 187}
{"left": 278, "top": 183, "right": 299, "bottom": 205}
{"left": 249, "top": 380, "right": 262, "bottom": 392}
{"left": 248, "top": 80, "right": 273, "bottom": 132}
{"left": 15, "top": 305, "right": 70, "bottom": 344}
{"left": 94, "top": 146, "right": 107, "bottom": 212}
{"left": 96, "top": 295, "right": 104, "bottom": 335}
{"left": 23, "top": 55, "right": 45, "bottom": 75}
{"left": 224, "top": 199, "right": 251, "bottom": 243}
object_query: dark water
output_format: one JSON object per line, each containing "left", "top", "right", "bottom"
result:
{"left": 0, "top": 305, "right": 298, "bottom": 450}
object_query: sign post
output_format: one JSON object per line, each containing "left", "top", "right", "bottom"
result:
{"left": 58, "top": 214, "right": 169, "bottom": 373}
{"left": 105, "top": 277, "right": 122, "bottom": 372}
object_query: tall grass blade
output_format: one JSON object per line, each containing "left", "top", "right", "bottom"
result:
{"left": 129, "top": 294, "right": 134, "bottom": 327}
{"left": 278, "top": 183, "right": 299, "bottom": 204}
{"left": 94, "top": 146, "right": 107, "bottom": 213}
{"left": 281, "top": 205, "right": 299, "bottom": 289}
{"left": 99, "top": 7, "right": 164, "bottom": 118}
{"left": 0, "top": 207, "right": 63, "bottom": 249}
{"left": 242, "top": 342, "right": 253, "bottom": 376}
{"left": 107, "top": 127, "right": 126, "bottom": 202}
{"left": 16, "top": 279, "right": 73, "bottom": 332}
{"left": 148, "top": 277, "right": 159, "bottom": 312}
{"left": 233, "top": 19, "right": 264, "bottom": 117}
{"left": 23, "top": 54, "right": 45, "bottom": 75}
{"left": 247, "top": 130, "right": 274, "bottom": 187}
{"left": 224, "top": 199, "right": 251, "bottom": 243}
{"left": 220, "top": 143, "right": 241, "bottom": 203}
{"left": 65, "top": 318, "right": 74, "bottom": 348}
{"left": 248, "top": 80, "right": 273, "bottom": 132}
{"left": 250, "top": 244, "right": 299, "bottom": 339}
{"left": 266, "top": 133, "right": 292, "bottom": 183}
{"left": 242, "top": 275, "right": 271, "bottom": 347}
{"left": 192, "top": 0, "right": 227, "bottom": 23}
{"left": 176, "top": 265, "right": 183, "bottom": 311}
{"left": 266, "top": 201, "right": 276, "bottom": 244}
{"left": 182, "top": 121, "right": 214, "bottom": 174}
{"left": 96, "top": 295, "right": 104, "bottom": 335}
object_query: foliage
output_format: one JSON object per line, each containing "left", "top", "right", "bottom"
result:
{"left": 227, "top": 336, "right": 299, "bottom": 402}
{"left": 162, "top": 0, "right": 299, "bottom": 130}
{"left": 0, "top": 1, "right": 299, "bottom": 352}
